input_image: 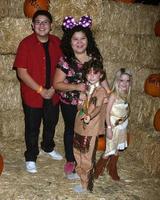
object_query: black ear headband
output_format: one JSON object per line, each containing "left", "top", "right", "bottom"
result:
{"left": 120, "top": 68, "right": 132, "bottom": 77}
{"left": 120, "top": 68, "right": 125, "bottom": 73}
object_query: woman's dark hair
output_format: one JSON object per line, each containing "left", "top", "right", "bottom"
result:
{"left": 61, "top": 25, "right": 103, "bottom": 69}
{"left": 82, "top": 59, "right": 106, "bottom": 82}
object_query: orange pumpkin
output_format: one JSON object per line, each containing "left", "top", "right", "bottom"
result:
{"left": 144, "top": 73, "right": 160, "bottom": 97}
{"left": 0, "top": 154, "right": 4, "bottom": 176}
{"left": 97, "top": 135, "right": 106, "bottom": 151}
{"left": 24, "top": 0, "right": 50, "bottom": 18}
{"left": 114, "top": 0, "right": 135, "bottom": 3}
{"left": 155, "top": 20, "right": 160, "bottom": 37}
{"left": 154, "top": 109, "right": 160, "bottom": 131}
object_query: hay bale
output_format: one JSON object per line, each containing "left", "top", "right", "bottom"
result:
{"left": 0, "top": 110, "right": 24, "bottom": 139}
{"left": 0, "top": 18, "right": 31, "bottom": 54}
{"left": 95, "top": 30, "right": 160, "bottom": 65}
{"left": 49, "top": 0, "right": 103, "bottom": 28}
{"left": 5, "top": 0, "right": 103, "bottom": 26}
{"left": 130, "top": 92, "right": 160, "bottom": 129}
{"left": 0, "top": 109, "right": 64, "bottom": 139}
{"left": 0, "top": 80, "right": 21, "bottom": 112}
{"left": 129, "top": 128, "right": 160, "bottom": 175}
{"left": 0, "top": 55, "right": 16, "bottom": 81}
{"left": 0, "top": 0, "right": 8, "bottom": 17}
{"left": 7, "top": 0, "right": 24, "bottom": 18}
{"left": 0, "top": 18, "right": 62, "bottom": 54}
{"left": 103, "top": 0, "right": 160, "bottom": 35}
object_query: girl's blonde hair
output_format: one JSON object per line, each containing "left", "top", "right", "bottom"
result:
{"left": 111, "top": 68, "right": 132, "bottom": 102}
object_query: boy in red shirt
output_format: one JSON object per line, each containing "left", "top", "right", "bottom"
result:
{"left": 13, "top": 10, "right": 63, "bottom": 173}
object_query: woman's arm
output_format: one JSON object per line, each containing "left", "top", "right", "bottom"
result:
{"left": 53, "top": 68, "right": 86, "bottom": 92}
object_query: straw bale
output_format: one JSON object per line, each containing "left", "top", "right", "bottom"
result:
{"left": 138, "top": 36, "right": 160, "bottom": 66}
{"left": 95, "top": 31, "right": 140, "bottom": 63}
{"left": 7, "top": 0, "right": 24, "bottom": 18}
{"left": 0, "top": 0, "right": 8, "bottom": 18}
{"left": 129, "top": 129, "right": 160, "bottom": 175}
{"left": 130, "top": 91, "right": 160, "bottom": 131}
{"left": 95, "top": 30, "right": 160, "bottom": 65}
{"left": 0, "top": 18, "right": 62, "bottom": 54}
{"left": 0, "top": 109, "right": 64, "bottom": 139}
{"left": 0, "top": 55, "right": 16, "bottom": 81}
{"left": 49, "top": 0, "right": 103, "bottom": 28}
{"left": 0, "top": 110, "right": 24, "bottom": 138}
{"left": 103, "top": 0, "right": 160, "bottom": 35}
{"left": 5, "top": 0, "right": 103, "bottom": 26}
{"left": 0, "top": 18, "right": 31, "bottom": 54}
{"left": 0, "top": 79, "right": 21, "bottom": 112}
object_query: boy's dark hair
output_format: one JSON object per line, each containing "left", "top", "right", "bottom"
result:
{"left": 83, "top": 59, "right": 106, "bottom": 82}
{"left": 32, "top": 10, "right": 53, "bottom": 23}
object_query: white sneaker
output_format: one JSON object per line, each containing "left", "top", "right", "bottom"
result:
{"left": 67, "top": 173, "right": 80, "bottom": 180}
{"left": 73, "top": 184, "right": 87, "bottom": 193}
{"left": 41, "top": 150, "right": 63, "bottom": 160}
{"left": 26, "top": 161, "right": 37, "bottom": 173}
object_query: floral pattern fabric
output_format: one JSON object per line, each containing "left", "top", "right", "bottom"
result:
{"left": 57, "top": 57, "right": 84, "bottom": 105}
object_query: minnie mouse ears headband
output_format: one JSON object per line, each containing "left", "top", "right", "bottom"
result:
{"left": 62, "top": 16, "right": 92, "bottom": 30}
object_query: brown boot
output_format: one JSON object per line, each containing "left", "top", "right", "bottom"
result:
{"left": 107, "top": 155, "right": 120, "bottom": 181}
{"left": 94, "top": 156, "right": 110, "bottom": 179}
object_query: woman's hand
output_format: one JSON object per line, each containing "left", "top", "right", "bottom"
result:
{"left": 77, "top": 83, "right": 86, "bottom": 92}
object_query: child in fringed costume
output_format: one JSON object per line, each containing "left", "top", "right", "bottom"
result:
{"left": 73, "top": 59, "right": 108, "bottom": 193}
{"left": 94, "top": 68, "right": 132, "bottom": 181}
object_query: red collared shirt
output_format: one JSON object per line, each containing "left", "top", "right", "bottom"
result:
{"left": 13, "top": 33, "right": 62, "bottom": 108}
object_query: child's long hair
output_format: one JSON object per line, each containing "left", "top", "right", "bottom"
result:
{"left": 82, "top": 59, "right": 106, "bottom": 82}
{"left": 61, "top": 26, "right": 103, "bottom": 70}
{"left": 111, "top": 68, "right": 132, "bottom": 102}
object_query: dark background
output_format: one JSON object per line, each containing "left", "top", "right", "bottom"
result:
{"left": 135, "top": 0, "right": 160, "bottom": 5}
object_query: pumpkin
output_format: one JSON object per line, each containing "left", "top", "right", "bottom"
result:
{"left": 154, "top": 109, "right": 160, "bottom": 131}
{"left": 144, "top": 73, "right": 160, "bottom": 97}
{"left": 114, "top": 0, "right": 135, "bottom": 3}
{"left": 0, "top": 154, "right": 4, "bottom": 176}
{"left": 155, "top": 20, "right": 160, "bottom": 37}
{"left": 24, "top": 0, "right": 50, "bottom": 18}
{"left": 97, "top": 135, "right": 106, "bottom": 151}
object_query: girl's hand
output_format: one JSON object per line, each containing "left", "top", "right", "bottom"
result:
{"left": 106, "top": 127, "right": 113, "bottom": 139}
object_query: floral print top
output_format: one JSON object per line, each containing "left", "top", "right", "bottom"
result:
{"left": 57, "top": 56, "right": 84, "bottom": 105}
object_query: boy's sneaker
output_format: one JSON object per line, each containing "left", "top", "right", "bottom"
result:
{"left": 41, "top": 150, "right": 63, "bottom": 160}
{"left": 26, "top": 161, "right": 37, "bottom": 173}
{"left": 66, "top": 172, "right": 80, "bottom": 180}
{"left": 64, "top": 162, "right": 75, "bottom": 174}
{"left": 73, "top": 184, "right": 87, "bottom": 193}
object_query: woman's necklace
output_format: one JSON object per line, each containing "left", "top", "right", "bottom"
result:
{"left": 87, "top": 81, "right": 100, "bottom": 96}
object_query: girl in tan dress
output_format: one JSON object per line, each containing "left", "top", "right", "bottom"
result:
{"left": 95, "top": 68, "right": 132, "bottom": 181}
{"left": 73, "top": 60, "right": 108, "bottom": 193}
